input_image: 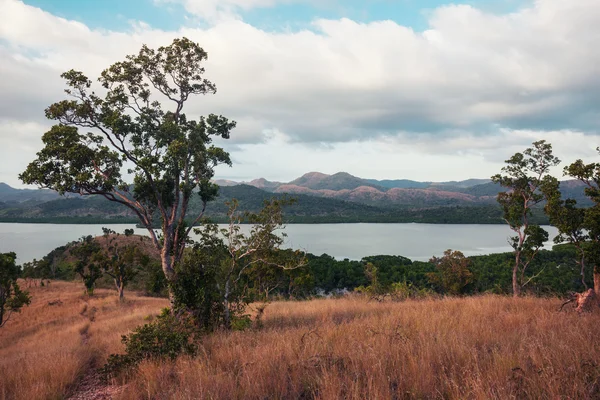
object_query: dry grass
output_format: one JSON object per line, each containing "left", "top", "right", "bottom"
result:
{"left": 0, "top": 281, "right": 167, "bottom": 400}
{"left": 3, "top": 282, "right": 600, "bottom": 399}
{"left": 120, "top": 296, "right": 600, "bottom": 400}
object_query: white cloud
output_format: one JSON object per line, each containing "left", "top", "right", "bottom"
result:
{"left": 0, "top": 0, "right": 599, "bottom": 186}
{"left": 217, "top": 128, "right": 600, "bottom": 183}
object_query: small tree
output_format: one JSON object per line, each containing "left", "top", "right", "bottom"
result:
{"left": 427, "top": 249, "right": 473, "bottom": 296}
{"left": 173, "top": 198, "right": 306, "bottom": 330}
{"left": 492, "top": 140, "right": 560, "bottom": 297}
{"left": 0, "top": 252, "right": 31, "bottom": 327}
{"left": 97, "top": 230, "right": 150, "bottom": 301}
{"left": 71, "top": 236, "right": 103, "bottom": 296}
{"left": 19, "top": 38, "right": 236, "bottom": 302}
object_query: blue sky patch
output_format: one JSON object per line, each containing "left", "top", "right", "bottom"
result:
{"left": 24, "top": 0, "right": 531, "bottom": 32}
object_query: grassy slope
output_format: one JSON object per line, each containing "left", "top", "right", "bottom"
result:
{"left": 2, "top": 283, "right": 600, "bottom": 399}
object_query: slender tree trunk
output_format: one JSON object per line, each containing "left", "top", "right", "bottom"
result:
{"left": 115, "top": 279, "right": 125, "bottom": 301}
{"left": 513, "top": 251, "right": 521, "bottom": 298}
{"left": 160, "top": 243, "right": 177, "bottom": 306}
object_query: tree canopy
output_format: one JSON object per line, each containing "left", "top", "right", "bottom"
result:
{"left": 20, "top": 38, "right": 236, "bottom": 288}
{"left": 491, "top": 140, "right": 560, "bottom": 296}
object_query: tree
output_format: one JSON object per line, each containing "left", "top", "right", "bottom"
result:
{"left": 97, "top": 230, "right": 150, "bottom": 301}
{"left": 491, "top": 140, "right": 560, "bottom": 297}
{"left": 71, "top": 235, "right": 104, "bottom": 296}
{"left": 19, "top": 38, "right": 235, "bottom": 301}
{"left": 542, "top": 178, "right": 589, "bottom": 289}
{"left": 173, "top": 198, "right": 306, "bottom": 330}
{"left": 562, "top": 150, "right": 600, "bottom": 301}
{"left": 0, "top": 252, "right": 31, "bottom": 327}
{"left": 427, "top": 249, "right": 473, "bottom": 296}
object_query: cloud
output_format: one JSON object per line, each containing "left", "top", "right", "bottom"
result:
{"left": 0, "top": 0, "right": 599, "bottom": 186}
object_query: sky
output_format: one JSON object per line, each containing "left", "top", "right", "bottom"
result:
{"left": 1, "top": 0, "right": 599, "bottom": 187}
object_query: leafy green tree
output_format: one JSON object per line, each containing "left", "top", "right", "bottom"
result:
{"left": 71, "top": 235, "right": 104, "bottom": 296}
{"left": 427, "top": 249, "right": 473, "bottom": 295}
{"left": 563, "top": 149, "right": 600, "bottom": 297}
{"left": 19, "top": 38, "right": 235, "bottom": 300}
{"left": 491, "top": 140, "right": 560, "bottom": 296}
{"left": 96, "top": 230, "right": 150, "bottom": 301}
{"left": 0, "top": 252, "right": 31, "bottom": 327}
{"left": 355, "top": 262, "right": 387, "bottom": 299}
{"left": 174, "top": 198, "right": 306, "bottom": 330}
{"left": 542, "top": 177, "right": 589, "bottom": 289}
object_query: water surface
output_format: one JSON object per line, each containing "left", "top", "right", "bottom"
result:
{"left": 0, "top": 222, "right": 559, "bottom": 264}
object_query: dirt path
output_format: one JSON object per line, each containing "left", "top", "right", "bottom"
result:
{"left": 68, "top": 301, "right": 125, "bottom": 400}
{"left": 67, "top": 369, "right": 124, "bottom": 400}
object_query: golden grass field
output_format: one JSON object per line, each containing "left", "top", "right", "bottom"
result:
{"left": 2, "top": 281, "right": 600, "bottom": 399}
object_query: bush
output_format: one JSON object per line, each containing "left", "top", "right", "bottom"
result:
{"left": 102, "top": 308, "right": 198, "bottom": 378}
{"left": 171, "top": 247, "right": 227, "bottom": 331}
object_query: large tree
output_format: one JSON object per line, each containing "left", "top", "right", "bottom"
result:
{"left": 20, "top": 38, "right": 235, "bottom": 296}
{"left": 492, "top": 140, "right": 560, "bottom": 297}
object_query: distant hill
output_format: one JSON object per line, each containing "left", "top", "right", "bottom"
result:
{"left": 0, "top": 183, "right": 61, "bottom": 203}
{"left": 288, "top": 172, "right": 385, "bottom": 191}
{"left": 366, "top": 179, "right": 430, "bottom": 189}
{"left": 0, "top": 174, "right": 589, "bottom": 224}
{"left": 273, "top": 185, "right": 493, "bottom": 208}
{"left": 213, "top": 172, "right": 497, "bottom": 205}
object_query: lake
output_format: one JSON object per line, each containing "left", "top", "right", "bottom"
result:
{"left": 0, "top": 222, "right": 560, "bottom": 264}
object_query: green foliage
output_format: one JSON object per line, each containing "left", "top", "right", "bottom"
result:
{"left": 167, "top": 198, "right": 306, "bottom": 330}
{"left": 0, "top": 252, "right": 32, "bottom": 327}
{"left": 491, "top": 140, "right": 560, "bottom": 296}
{"left": 96, "top": 231, "right": 150, "bottom": 300}
{"left": 171, "top": 242, "right": 226, "bottom": 331}
{"left": 563, "top": 151, "right": 600, "bottom": 269}
{"left": 355, "top": 264, "right": 434, "bottom": 301}
{"left": 71, "top": 235, "right": 104, "bottom": 296}
{"left": 19, "top": 37, "right": 236, "bottom": 293}
{"left": 427, "top": 250, "right": 473, "bottom": 295}
{"left": 141, "top": 260, "right": 168, "bottom": 297}
{"left": 102, "top": 308, "right": 198, "bottom": 377}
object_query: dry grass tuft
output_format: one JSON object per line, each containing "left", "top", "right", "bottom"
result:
{"left": 2, "top": 282, "right": 600, "bottom": 399}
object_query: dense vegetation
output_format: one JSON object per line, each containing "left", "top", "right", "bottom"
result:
{"left": 21, "top": 239, "right": 585, "bottom": 299}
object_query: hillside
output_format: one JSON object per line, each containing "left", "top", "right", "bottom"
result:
{"left": 212, "top": 171, "right": 590, "bottom": 208}
{"left": 0, "top": 175, "right": 588, "bottom": 224}
{"left": 273, "top": 184, "right": 495, "bottom": 207}
{"left": 2, "top": 282, "right": 599, "bottom": 399}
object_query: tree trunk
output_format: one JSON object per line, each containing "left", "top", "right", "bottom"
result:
{"left": 115, "top": 279, "right": 124, "bottom": 302}
{"left": 513, "top": 252, "right": 521, "bottom": 298}
{"left": 575, "top": 289, "right": 598, "bottom": 313}
{"left": 160, "top": 247, "right": 177, "bottom": 306}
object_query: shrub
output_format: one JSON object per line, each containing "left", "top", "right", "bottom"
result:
{"left": 102, "top": 308, "right": 198, "bottom": 378}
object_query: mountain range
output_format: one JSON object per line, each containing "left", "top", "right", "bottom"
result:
{"left": 0, "top": 171, "right": 589, "bottom": 224}
{"left": 214, "top": 172, "right": 589, "bottom": 208}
